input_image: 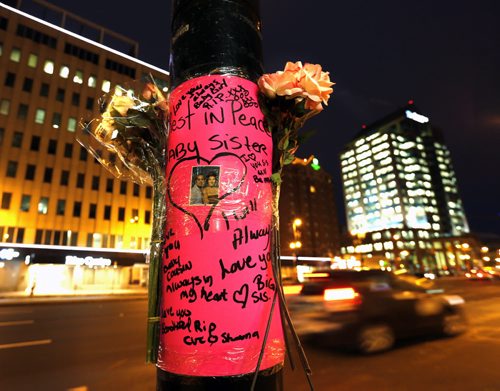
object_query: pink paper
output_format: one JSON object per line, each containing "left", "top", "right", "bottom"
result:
{"left": 158, "top": 75, "right": 284, "bottom": 376}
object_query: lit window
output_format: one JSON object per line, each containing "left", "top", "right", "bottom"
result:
{"left": 27, "top": 53, "right": 38, "bottom": 68}
{"left": 67, "top": 117, "right": 77, "bottom": 132}
{"left": 73, "top": 70, "right": 83, "bottom": 84}
{"left": 102, "top": 80, "right": 111, "bottom": 93}
{"left": 0, "top": 99, "right": 10, "bottom": 115}
{"left": 131, "top": 208, "right": 139, "bottom": 223}
{"left": 92, "top": 233, "right": 102, "bottom": 247}
{"left": 38, "top": 197, "right": 49, "bottom": 214}
{"left": 88, "top": 75, "right": 97, "bottom": 88}
{"left": 43, "top": 60, "right": 54, "bottom": 74}
{"left": 59, "top": 65, "right": 70, "bottom": 79}
{"left": 10, "top": 48, "right": 21, "bottom": 62}
{"left": 52, "top": 112, "right": 61, "bottom": 128}
{"left": 35, "top": 109, "right": 46, "bottom": 124}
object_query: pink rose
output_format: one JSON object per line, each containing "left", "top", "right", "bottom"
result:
{"left": 142, "top": 83, "right": 168, "bottom": 112}
{"left": 298, "top": 63, "right": 334, "bottom": 111}
{"left": 258, "top": 71, "right": 302, "bottom": 99}
{"left": 258, "top": 61, "right": 334, "bottom": 111}
{"left": 283, "top": 61, "right": 303, "bottom": 73}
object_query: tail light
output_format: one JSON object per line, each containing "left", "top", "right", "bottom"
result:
{"left": 323, "top": 287, "right": 362, "bottom": 312}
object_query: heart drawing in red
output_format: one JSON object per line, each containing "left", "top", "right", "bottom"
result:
{"left": 167, "top": 152, "right": 248, "bottom": 239}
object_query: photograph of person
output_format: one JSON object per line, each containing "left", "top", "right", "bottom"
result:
{"left": 189, "top": 173, "right": 205, "bottom": 205}
{"left": 202, "top": 172, "right": 219, "bottom": 205}
{"left": 189, "top": 166, "right": 220, "bottom": 205}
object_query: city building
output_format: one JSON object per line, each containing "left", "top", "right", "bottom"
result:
{"left": 0, "top": 1, "right": 169, "bottom": 293}
{"left": 279, "top": 156, "right": 341, "bottom": 259}
{"left": 340, "top": 102, "right": 473, "bottom": 274}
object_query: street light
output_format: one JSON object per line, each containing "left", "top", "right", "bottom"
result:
{"left": 289, "top": 218, "right": 303, "bottom": 281}
{"left": 292, "top": 218, "right": 302, "bottom": 237}
{"left": 290, "top": 218, "right": 303, "bottom": 250}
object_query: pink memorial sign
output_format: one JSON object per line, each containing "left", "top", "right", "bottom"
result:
{"left": 158, "top": 75, "right": 285, "bottom": 376}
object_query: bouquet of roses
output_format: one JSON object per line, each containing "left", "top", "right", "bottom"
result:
{"left": 77, "top": 77, "right": 168, "bottom": 363}
{"left": 258, "top": 61, "right": 334, "bottom": 183}
{"left": 256, "top": 62, "right": 333, "bottom": 387}
{"left": 86, "top": 81, "right": 168, "bottom": 184}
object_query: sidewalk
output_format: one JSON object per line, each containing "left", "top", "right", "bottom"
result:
{"left": 0, "top": 288, "right": 148, "bottom": 306}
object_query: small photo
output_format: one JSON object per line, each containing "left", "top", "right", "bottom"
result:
{"left": 189, "top": 166, "right": 221, "bottom": 205}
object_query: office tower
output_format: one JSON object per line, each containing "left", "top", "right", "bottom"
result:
{"left": 340, "top": 103, "right": 472, "bottom": 274}
{"left": 0, "top": 1, "right": 168, "bottom": 292}
{"left": 279, "top": 156, "right": 341, "bottom": 258}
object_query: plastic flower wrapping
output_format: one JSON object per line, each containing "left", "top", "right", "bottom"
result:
{"left": 77, "top": 76, "right": 168, "bottom": 363}
{"left": 78, "top": 62, "right": 333, "bottom": 372}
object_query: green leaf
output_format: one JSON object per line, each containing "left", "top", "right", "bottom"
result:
{"left": 283, "top": 152, "right": 295, "bottom": 165}
{"left": 278, "top": 136, "right": 289, "bottom": 151}
{"left": 271, "top": 172, "right": 282, "bottom": 184}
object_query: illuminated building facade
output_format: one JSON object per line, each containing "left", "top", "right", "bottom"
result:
{"left": 340, "top": 103, "right": 471, "bottom": 274}
{"left": 279, "top": 156, "right": 341, "bottom": 258}
{"left": 0, "top": 2, "right": 168, "bottom": 293}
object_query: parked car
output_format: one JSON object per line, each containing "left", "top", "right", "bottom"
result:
{"left": 287, "top": 269, "right": 467, "bottom": 354}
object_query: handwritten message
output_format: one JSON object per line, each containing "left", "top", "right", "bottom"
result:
{"left": 159, "top": 76, "right": 284, "bottom": 377}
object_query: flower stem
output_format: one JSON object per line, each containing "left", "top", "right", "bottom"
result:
{"left": 146, "top": 164, "right": 166, "bottom": 363}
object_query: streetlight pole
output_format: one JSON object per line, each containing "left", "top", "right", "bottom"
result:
{"left": 157, "top": 1, "right": 284, "bottom": 389}
{"left": 289, "top": 218, "right": 302, "bottom": 280}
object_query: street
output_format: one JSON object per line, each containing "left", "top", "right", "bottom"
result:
{"left": 1, "top": 279, "right": 500, "bottom": 391}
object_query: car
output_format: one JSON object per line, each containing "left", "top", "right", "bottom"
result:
{"left": 465, "top": 268, "right": 499, "bottom": 280}
{"left": 286, "top": 269, "right": 467, "bottom": 354}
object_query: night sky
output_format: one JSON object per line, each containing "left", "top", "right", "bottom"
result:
{"left": 46, "top": 0, "right": 500, "bottom": 237}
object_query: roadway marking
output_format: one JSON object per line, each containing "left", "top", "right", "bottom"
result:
{"left": 0, "top": 339, "right": 52, "bottom": 350}
{"left": 67, "top": 387, "right": 88, "bottom": 391}
{"left": 0, "top": 320, "right": 34, "bottom": 327}
{"left": 0, "top": 309, "right": 33, "bottom": 315}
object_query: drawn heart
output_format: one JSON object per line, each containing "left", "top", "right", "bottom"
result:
{"left": 167, "top": 152, "right": 247, "bottom": 239}
{"left": 232, "top": 283, "right": 249, "bottom": 309}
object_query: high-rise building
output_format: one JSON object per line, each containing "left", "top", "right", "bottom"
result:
{"left": 0, "top": 1, "right": 169, "bottom": 292}
{"left": 340, "top": 103, "right": 472, "bottom": 274}
{"left": 279, "top": 156, "right": 341, "bottom": 258}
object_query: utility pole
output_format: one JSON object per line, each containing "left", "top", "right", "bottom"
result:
{"left": 157, "top": 0, "right": 285, "bottom": 389}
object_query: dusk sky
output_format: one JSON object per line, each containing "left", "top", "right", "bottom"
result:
{"left": 47, "top": 0, "right": 500, "bottom": 237}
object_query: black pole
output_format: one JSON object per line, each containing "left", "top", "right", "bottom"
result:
{"left": 169, "top": 0, "right": 264, "bottom": 86}
{"left": 157, "top": 0, "right": 283, "bottom": 389}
